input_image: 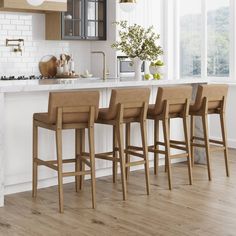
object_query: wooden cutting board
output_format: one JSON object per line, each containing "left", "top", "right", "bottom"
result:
{"left": 39, "top": 55, "right": 57, "bottom": 78}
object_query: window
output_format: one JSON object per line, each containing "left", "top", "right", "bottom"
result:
{"left": 180, "top": 0, "right": 202, "bottom": 78}
{"left": 207, "top": 0, "right": 230, "bottom": 77}
{"left": 178, "top": 0, "right": 230, "bottom": 78}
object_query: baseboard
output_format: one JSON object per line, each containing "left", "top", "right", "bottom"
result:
{"left": 4, "top": 157, "right": 184, "bottom": 195}
{"left": 210, "top": 136, "right": 236, "bottom": 149}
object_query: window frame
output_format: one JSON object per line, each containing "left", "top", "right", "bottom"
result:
{"left": 167, "top": 0, "right": 233, "bottom": 80}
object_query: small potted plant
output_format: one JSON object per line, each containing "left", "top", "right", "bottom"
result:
{"left": 112, "top": 21, "right": 163, "bottom": 81}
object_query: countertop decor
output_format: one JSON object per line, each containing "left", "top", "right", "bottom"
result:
{"left": 112, "top": 21, "right": 163, "bottom": 81}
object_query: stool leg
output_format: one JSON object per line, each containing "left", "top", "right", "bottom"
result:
{"left": 183, "top": 116, "right": 193, "bottom": 185}
{"left": 79, "top": 129, "right": 86, "bottom": 190}
{"left": 88, "top": 125, "right": 96, "bottom": 209}
{"left": 190, "top": 116, "right": 195, "bottom": 167}
{"left": 56, "top": 128, "right": 64, "bottom": 213}
{"left": 125, "top": 123, "right": 131, "bottom": 181}
{"left": 163, "top": 118, "right": 172, "bottom": 190}
{"left": 32, "top": 121, "right": 38, "bottom": 198}
{"left": 112, "top": 126, "right": 118, "bottom": 183}
{"left": 75, "top": 129, "right": 80, "bottom": 192}
{"left": 202, "top": 114, "right": 212, "bottom": 181}
{"left": 164, "top": 118, "right": 171, "bottom": 173}
{"left": 116, "top": 124, "right": 127, "bottom": 200}
{"left": 154, "top": 119, "right": 159, "bottom": 175}
{"left": 220, "top": 112, "right": 230, "bottom": 177}
{"left": 140, "top": 120, "right": 150, "bottom": 195}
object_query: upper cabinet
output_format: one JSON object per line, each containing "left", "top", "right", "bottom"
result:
{"left": 0, "top": 0, "right": 67, "bottom": 12}
{"left": 46, "top": 0, "right": 107, "bottom": 41}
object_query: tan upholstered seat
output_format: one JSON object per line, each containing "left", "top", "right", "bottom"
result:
{"left": 148, "top": 86, "right": 193, "bottom": 118}
{"left": 147, "top": 85, "right": 193, "bottom": 190}
{"left": 190, "top": 84, "right": 229, "bottom": 181}
{"left": 93, "top": 88, "right": 151, "bottom": 200}
{"left": 32, "top": 90, "right": 100, "bottom": 213}
{"left": 190, "top": 84, "right": 228, "bottom": 114}
{"left": 98, "top": 88, "right": 150, "bottom": 121}
{"left": 34, "top": 91, "right": 99, "bottom": 125}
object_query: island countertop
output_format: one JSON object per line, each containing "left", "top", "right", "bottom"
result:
{"left": 0, "top": 77, "right": 209, "bottom": 93}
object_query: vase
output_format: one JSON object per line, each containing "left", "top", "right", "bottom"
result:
{"left": 132, "top": 57, "right": 143, "bottom": 81}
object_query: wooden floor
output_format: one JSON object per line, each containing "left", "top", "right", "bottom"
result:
{"left": 1, "top": 150, "right": 236, "bottom": 236}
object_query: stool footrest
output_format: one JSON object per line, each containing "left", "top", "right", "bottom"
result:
{"left": 95, "top": 152, "right": 119, "bottom": 162}
{"left": 127, "top": 145, "right": 143, "bottom": 151}
{"left": 77, "top": 155, "right": 91, "bottom": 167}
{"left": 63, "top": 170, "right": 91, "bottom": 177}
{"left": 35, "top": 159, "right": 58, "bottom": 171}
{"left": 192, "top": 136, "right": 224, "bottom": 145}
{"left": 170, "top": 153, "right": 188, "bottom": 159}
{"left": 125, "top": 149, "right": 144, "bottom": 158}
{"left": 148, "top": 146, "right": 166, "bottom": 155}
{"left": 126, "top": 160, "right": 146, "bottom": 167}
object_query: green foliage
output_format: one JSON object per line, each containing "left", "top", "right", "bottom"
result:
{"left": 111, "top": 21, "right": 163, "bottom": 61}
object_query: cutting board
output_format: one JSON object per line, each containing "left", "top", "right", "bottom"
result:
{"left": 39, "top": 55, "right": 57, "bottom": 78}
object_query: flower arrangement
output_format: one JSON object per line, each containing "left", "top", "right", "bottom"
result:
{"left": 111, "top": 21, "right": 163, "bottom": 61}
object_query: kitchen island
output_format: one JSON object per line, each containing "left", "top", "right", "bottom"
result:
{"left": 0, "top": 77, "right": 209, "bottom": 207}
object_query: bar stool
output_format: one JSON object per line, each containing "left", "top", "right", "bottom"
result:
{"left": 148, "top": 86, "right": 193, "bottom": 190}
{"left": 190, "top": 84, "right": 229, "bottom": 180}
{"left": 92, "top": 88, "right": 150, "bottom": 200}
{"left": 32, "top": 91, "right": 99, "bottom": 213}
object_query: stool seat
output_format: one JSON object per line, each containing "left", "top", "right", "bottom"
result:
{"left": 98, "top": 108, "right": 111, "bottom": 121}
{"left": 33, "top": 113, "right": 51, "bottom": 124}
{"left": 147, "top": 104, "right": 156, "bottom": 116}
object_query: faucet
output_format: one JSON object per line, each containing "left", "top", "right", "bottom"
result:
{"left": 91, "top": 51, "right": 109, "bottom": 80}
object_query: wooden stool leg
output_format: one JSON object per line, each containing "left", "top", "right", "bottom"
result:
{"left": 79, "top": 129, "right": 86, "bottom": 190}
{"left": 140, "top": 120, "right": 150, "bottom": 195}
{"left": 75, "top": 129, "right": 81, "bottom": 192}
{"left": 112, "top": 126, "right": 118, "bottom": 183}
{"left": 163, "top": 118, "right": 172, "bottom": 190}
{"left": 154, "top": 119, "right": 159, "bottom": 175}
{"left": 183, "top": 116, "right": 193, "bottom": 185}
{"left": 116, "top": 124, "right": 127, "bottom": 200}
{"left": 32, "top": 121, "right": 38, "bottom": 198}
{"left": 202, "top": 114, "right": 212, "bottom": 181}
{"left": 88, "top": 125, "right": 96, "bottom": 209}
{"left": 56, "top": 128, "right": 64, "bottom": 213}
{"left": 125, "top": 123, "right": 131, "bottom": 181}
{"left": 220, "top": 112, "right": 230, "bottom": 177}
{"left": 190, "top": 116, "right": 195, "bottom": 167}
{"left": 164, "top": 118, "right": 171, "bottom": 173}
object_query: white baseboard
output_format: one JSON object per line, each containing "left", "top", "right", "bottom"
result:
{"left": 210, "top": 136, "right": 236, "bottom": 149}
{"left": 4, "top": 157, "right": 184, "bottom": 195}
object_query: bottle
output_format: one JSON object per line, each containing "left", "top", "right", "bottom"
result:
{"left": 69, "top": 54, "right": 75, "bottom": 73}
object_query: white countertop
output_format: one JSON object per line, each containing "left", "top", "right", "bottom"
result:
{"left": 0, "top": 77, "right": 210, "bottom": 93}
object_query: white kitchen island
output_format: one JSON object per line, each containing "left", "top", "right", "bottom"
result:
{"left": 0, "top": 77, "right": 209, "bottom": 207}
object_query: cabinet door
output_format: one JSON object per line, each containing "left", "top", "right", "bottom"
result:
{"left": 62, "top": 0, "right": 84, "bottom": 39}
{"left": 84, "top": 0, "right": 107, "bottom": 40}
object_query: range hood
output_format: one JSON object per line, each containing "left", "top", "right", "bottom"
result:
{"left": 0, "top": 0, "right": 67, "bottom": 12}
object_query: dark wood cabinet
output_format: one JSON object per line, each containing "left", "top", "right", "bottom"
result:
{"left": 46, "top": 0, "right": 107, "bottom": 41}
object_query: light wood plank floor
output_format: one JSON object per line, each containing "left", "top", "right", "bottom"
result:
{"left": 1, "top": 150, "right": 236, "bottom": 236}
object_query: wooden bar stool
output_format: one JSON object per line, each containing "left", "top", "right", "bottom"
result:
{"left": 93, "top": 88, "right": 150, "bottom": 200}
{"left": 190, "top": 84, "right": 229, "bottom": 180}
{"left": 148, "top": 86, "right": 193, "bottom": 190}
{"left": 32, "top": 91, "right": 99, "bottom": 213}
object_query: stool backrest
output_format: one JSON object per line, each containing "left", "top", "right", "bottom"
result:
{"left": 154, "top": 86, "right": 193, "bottom": 115}
{"left": 192, "top": 84, "right": 228, "bottom": 112}
{"left": 107, "top": 88, "right": 150, "bottom": 120}
{"left": 48, "top": 91, "right": 100, "bottom": 124}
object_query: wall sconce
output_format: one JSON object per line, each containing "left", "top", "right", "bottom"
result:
{"left": 119, "top": 0, "right": 137, "bottom": 12}
{"left": 6, "top": 39, "right": 24, "bottom": 56}
{"left": 26, "top": 0, "right": 44, "bottom": 6}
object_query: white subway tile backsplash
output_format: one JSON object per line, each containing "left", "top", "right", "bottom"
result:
{"left": 0, "top": 12, "right": 91, "bottom": 76}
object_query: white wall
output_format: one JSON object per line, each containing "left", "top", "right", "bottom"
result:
{"left": 210, "top": 86, "right": 236, "bottom": 148}
{"left": 0, "top": 12, "right": 91, "bottom": 76}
